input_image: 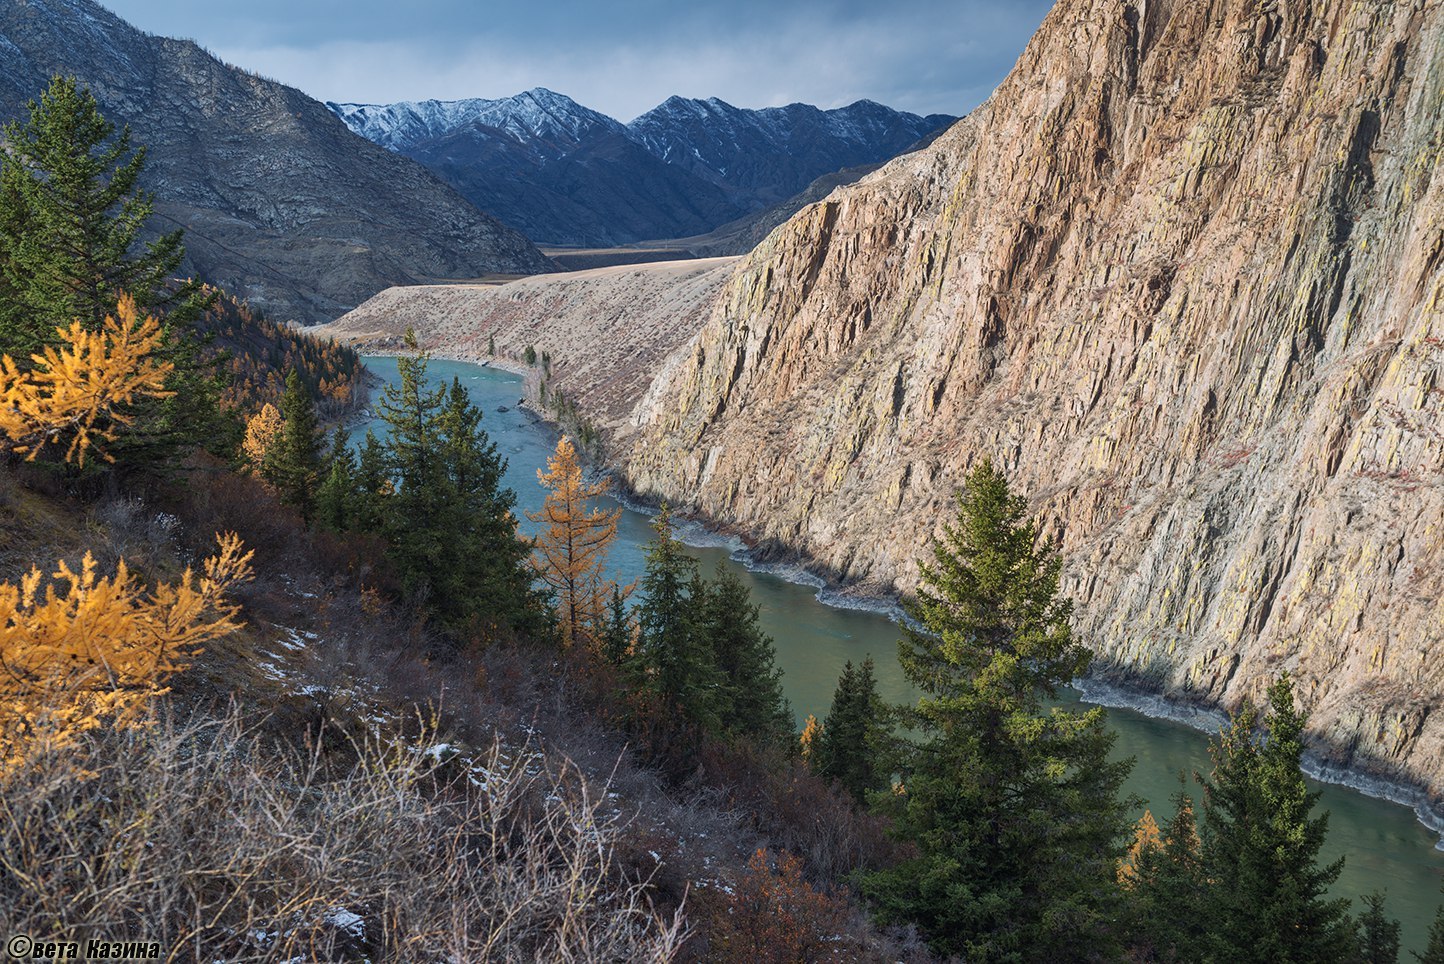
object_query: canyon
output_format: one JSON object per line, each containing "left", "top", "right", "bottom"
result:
{"left": 321, "top": 0, "right": 1444, "bottom": 820}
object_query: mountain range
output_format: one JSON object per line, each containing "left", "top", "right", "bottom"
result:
{"left": 330, "top": 90, "right": 957, "bottom": 246}
{"left": 0, "top": 0, "right": 553, "bottom": 325}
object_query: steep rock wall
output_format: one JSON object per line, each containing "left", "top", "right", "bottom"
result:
{"left": 623, "top": 0, "right": 1444, "bottom": 805}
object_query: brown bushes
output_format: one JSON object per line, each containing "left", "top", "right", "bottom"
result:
{"left": 0, "top": 712, "right": 686, "bottom": 962}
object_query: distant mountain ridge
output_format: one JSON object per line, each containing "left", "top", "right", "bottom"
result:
{"left": 0, "top": 0, "right": 553, "bottom": 325}
{"left": 330, "top": 89, "right": 957, "bottom": 246}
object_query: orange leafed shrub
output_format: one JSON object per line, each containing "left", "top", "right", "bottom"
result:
{"left": 0, "top": 294, "right": 173, "bottom": 466}
{"left": 0, "top": 533, "right": 254, "bottom": 768}
{"left": 710, "top": 848, "right": 851, "bottom": 963}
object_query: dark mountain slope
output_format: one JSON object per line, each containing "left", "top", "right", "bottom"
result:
{"left": 0, "top": 0, "right": 552, "bottom": 324}
{"left": 332, "top": 89, "right": 957, "bottom": 246}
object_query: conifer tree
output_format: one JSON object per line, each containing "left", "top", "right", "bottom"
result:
{"left": 1417, "top": 887, "right": 1444, "bottom": 964}
{"left": 434, "top": 374, "right": 542, "bottom": 638}
{"left": 351, "top": 429, "right": 390, "bottom": 534}
{"left": 242, "top": 402, "right": 283, "bottom": 469}
{"left": 861, "top": 458, "right": 1133, "bottom": 960}
{"left": 698, "top": 563, "right": 791, "bottom": 745}
{"left": 633, "top": 507, "right": 720, "bottom": 731}
{"left": 0, "top": 76, "right": 201, "bottom": 354}
{"left": 265, "top": 369, "right": 323, "bottom": 522}
{"left": 815, "top": 657, "right": 887, "bottom": 804}
{"left": 799, "top": 714, "right": 822, "bottom": 766}
{"left": 1353, "top": 892, "right": 1401, "bottom": 964}
{"left": 315, "top": 428, "right": 356, "bottom": 532}
{"left": 1199, "top": 675, "right": 1355, "bottom": 964}
{"left": 600, "top": 584, "right": 634, "bottom": 665}
{"left": 1122, "top": 779, "right": 1209, "bottom": 959}
{"left": 529, "top": 435, "right": 624, "bottom": 648}
{"left": 0, "top": 77, "right": 228, "bottom": 469}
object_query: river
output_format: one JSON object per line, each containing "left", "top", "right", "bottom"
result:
{"left": 360, "top": 356, "right": 1444, "bottom": 952}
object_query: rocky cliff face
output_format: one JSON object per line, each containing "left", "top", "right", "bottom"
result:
{"left": 0, "top": 0, "right": 552, "bottom": 324}
{"left": 623, "top": 0, "right": 1444, "bottom": 807}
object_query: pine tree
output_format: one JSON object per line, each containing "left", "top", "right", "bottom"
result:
{"left": 1354, "top": 892, "right": 1401, "bottom": 964}
{"left": 1200, "top": 675, "right": 1354, "bottom": 964}
{"left": 815, "top": 657, "right": 888, "bottom": 804}
{"left": 487, "top": 333, "right": 496, "bottom": 356}
{"left": 315, "top": 428, "right": 356, "bottom": 531}
{"left": 528, "top": 435, "right": 624, "bottom": 648}
{"left": 799, "top": 714, "right": 823, "bottom": 766}
{"left": 698, "top": 563, "right": 791, "bottom": 745}
{"left": 860, "top": 458, "right": 1133, "bottom": 960}
{"left": 351, "top": 429, "right": 390, "bottom": 534}
{"left": 265, "top": 369, "right": 323, "bottom": 522}
{"left": 633, "top": 507, "right": 720, "bottom": 732}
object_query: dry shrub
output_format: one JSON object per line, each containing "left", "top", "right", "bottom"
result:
{"left": 0, "top": 712, "right": 687, "bottom": 962}
{"left": 698, "top": 741, "right": 906, "bottom": 883}
{"left": 706, "top": 848, "right": 852, "bottom": 962}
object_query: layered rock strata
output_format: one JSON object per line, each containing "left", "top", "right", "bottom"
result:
{"left": 620, "top": 0, "right": 1444, "bottom": 808}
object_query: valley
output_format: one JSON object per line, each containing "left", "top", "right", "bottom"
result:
{"left": 5, "top": 0, "right": 1444, "bottom": 956}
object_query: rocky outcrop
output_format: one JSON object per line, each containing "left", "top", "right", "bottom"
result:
{"left": 621, "top": 0, "right": 1444, "bottom": 808}
{"left": 315, "top": 259, "right": 737, "bottom": 431}
{"left": 0, "top": 0, "right": 552, "bottom": 325}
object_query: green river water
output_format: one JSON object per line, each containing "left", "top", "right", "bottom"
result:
{"left": 362, "top": 356, "right": 1444, "bottom": 952}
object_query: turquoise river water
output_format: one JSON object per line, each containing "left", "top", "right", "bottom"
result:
{"left": 361, "top": 356, "right": 1444, "bottom": 952}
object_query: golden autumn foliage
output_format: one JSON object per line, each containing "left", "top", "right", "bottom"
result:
{"left": 799, "top": 713, "right": 823, "bottom": 766}
{"left": 1119, "top": 809, "right": 1164, "bottom": 886}
{"left": 0, "top": 294, "right": 173, "bottom": 465}
{"left": 528, "top": 435, "right": 628, "bottom": 648}
{"left": 0, "top": 533, "right": 254, "bottom": 769}
{"left": 241, "top": 402, "right": 283, "bottom": 468}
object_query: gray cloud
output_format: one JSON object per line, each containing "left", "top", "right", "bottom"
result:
{"left": 102, "top": 0, "right": 1052, "bottom": 120}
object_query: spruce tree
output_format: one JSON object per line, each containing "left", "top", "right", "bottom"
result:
{"left": 315, "top": 427, "right": 356, "bottom": 532}
{"left": 633, "top": 507, "right": 720, "bottom": 732}
{"left": 434, "top": 374, "right": 543, "bottom": 639}
{"left": 351, "top": 429, "right": 390, "bottom": 534}
{"left": 266, "top": 369, "right": 323, "bottom": 523}
{"left": 1418, "top": 887, "right": 1444, "bottom": 964}
{"left": 600, "top": 584, "right": 634, "bottom": 665}
{"left": 816, "top": 657, "right": 887, "bottom": 804}
{"left": 1123, "top": 779, "right": 1209, "bottom": 959}
{"left": 0, "top": 76, "right": 201, "bottom": 354}
{"left": 0, "top": 76, "right": 228, "bottom": 468}
{"left": 698, "top": 563, "right": 791, "bottom": 745}
{"left": 860, "top": 458, "right": 1133, "bottom": 960}
{"left": 375, "top": 341, "right": 451, "bottom": 604}
{"left": 1200, "top": 675, "right": 1354, "bottom": 964}
{"left": 1353, "top": 892, "right": 1401, "bottom": 964}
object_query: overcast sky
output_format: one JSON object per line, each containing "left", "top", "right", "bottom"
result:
{"left": 102, "top": 0, "right": 1053, "bottom": 121}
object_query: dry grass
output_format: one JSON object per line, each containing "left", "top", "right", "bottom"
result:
{"left": 0, "top": 712, "right": 686, "bottom": 962}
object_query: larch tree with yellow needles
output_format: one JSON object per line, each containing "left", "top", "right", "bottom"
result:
{"left": 0, "top": 294, "right": 172, "bottom": 466}
{"left": 529, "top": 435, "right": 627, "bottom": 648}
{"left": 0, "top": 535, "right": 253, "bottom": 769}
{"left": 0, "top": 297, "right": 251, "bottom": 768}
